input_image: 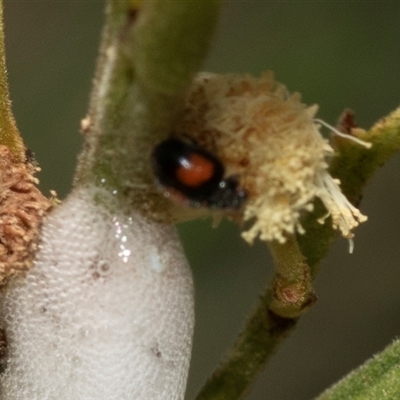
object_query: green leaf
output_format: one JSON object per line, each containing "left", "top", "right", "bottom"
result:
{"left": 317, "top": 339, "right": 400, "bottom": 400}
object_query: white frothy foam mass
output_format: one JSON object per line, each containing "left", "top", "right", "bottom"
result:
{"left": 0, "top": 186, "right": 194, "bottom": 400}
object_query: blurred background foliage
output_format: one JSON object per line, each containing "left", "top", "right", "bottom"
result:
{"left": 3, "top": 1, "right": 400, "bottom": 399}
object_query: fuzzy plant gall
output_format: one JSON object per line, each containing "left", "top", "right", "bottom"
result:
{"left": 174, "top": 72, "right": 368, "bottom": 244}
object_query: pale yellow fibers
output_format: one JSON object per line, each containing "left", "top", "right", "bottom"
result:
{"left": 177, "top": 72, "right": 366, "bottom": 243}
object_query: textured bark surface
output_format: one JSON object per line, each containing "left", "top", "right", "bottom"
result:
{"left": 0, "top": 145, "right": 51, "bottom": 283}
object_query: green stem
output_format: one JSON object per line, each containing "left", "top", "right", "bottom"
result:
{"left": 75, "top": 0, "right": 220, "bottom": 217}
{"left": 268, "top": 237, "right": 316, "bottom": 318}
{"left": 196, "top": 291, "right": 298, "bottom": 400}
{"left": 196, "top": 236, "right": 314, "bottom": 400}
{"left": 0, "top": 1, "right": 24, "bottom": 161}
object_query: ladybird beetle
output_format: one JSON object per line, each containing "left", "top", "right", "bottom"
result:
{"left": 151, "top": 138, "right": 247, "bottom": 209}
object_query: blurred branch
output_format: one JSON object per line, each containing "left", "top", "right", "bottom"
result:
{"left": 0, "top": 1, "right": 24, "bottom": 161}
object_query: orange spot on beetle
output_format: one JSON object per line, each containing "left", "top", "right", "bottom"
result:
{"left": 176, "top": 154, "right": 215, "bottom": 187}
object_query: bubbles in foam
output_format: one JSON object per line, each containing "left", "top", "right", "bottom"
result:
{"left": 0, "top": 186, "right": 194, "bottom": 400}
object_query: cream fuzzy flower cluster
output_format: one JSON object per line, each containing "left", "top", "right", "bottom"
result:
{"left": 177, "top": 72, "right": 367, "bottom": 244}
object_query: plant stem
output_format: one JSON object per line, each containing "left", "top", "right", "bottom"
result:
{"left": 196, "top": 292, "right": 298, "bottom": 400}
{"left": 196, "top": 236, "right": 314, "bottom": 400}
{"left": 75, "top": 0, "right": 220, "bottom": 218}
{"left": 268, "top": 237, "right": 316, "bottom": 318}
{"left": 0, "top": 1, "right": 24, "bottom": 162}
